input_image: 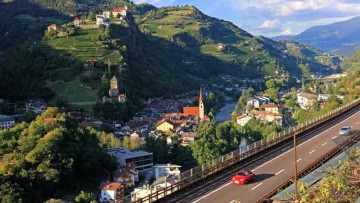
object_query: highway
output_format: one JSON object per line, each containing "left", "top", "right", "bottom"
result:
{"left": 160, "top": 105, "right": 360, "bottom": 203}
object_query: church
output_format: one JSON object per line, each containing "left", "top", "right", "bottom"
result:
{"left": 183, "top": 88, "right": 205, "bottom": 121}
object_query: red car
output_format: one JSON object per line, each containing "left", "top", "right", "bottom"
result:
{"left": 231, "top": 170, "right": 255, "bottom": 184}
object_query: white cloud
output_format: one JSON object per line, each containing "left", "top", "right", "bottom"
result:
{"left": 260, "top": 20, "right": 280, "bottom": 28}
{"left": 282, "top": 28, "right": 293, "bottom": 35}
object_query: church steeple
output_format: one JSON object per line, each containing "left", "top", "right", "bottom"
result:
{"left": 199, "top": 87, "right": 204, "bottom": 120}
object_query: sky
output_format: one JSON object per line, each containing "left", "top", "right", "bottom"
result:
{"left": 132, "top": 0, "right": 360, "bottom": 37}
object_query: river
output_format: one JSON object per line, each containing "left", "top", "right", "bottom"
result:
{"left": 214, "top": 96, "right": 237, "bottom": 123}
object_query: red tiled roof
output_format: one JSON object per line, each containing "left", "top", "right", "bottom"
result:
{"left": 48, "top": 24, "right": 58, "bottom": 28}
{"left": 183, "top": 107, "right": 199, "bottom": 117}
{"left": 263, "top": 103, "right": 279, "bottom": 108}
{"left": 74, "top": 17, "right": 79, "bottom": 21}
{"left": 250, "top": 110, "right": 281, "bottom": 117}
{"left": 113, "top": 8, "right": 126, "bottom": 12}
{"left": 155, "top": 118, "right": 172, "bottom": 127}
{"left": 236, "top": 114, "right": 250, "bottom": 119}
{"left": 100, "top": 182, "right": 123, "bottom": 191}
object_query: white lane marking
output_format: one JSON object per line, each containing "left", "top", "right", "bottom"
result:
{"left": 297, "top": 111, "right": 359, "bottom": 148}
{"left": 356, "top": 122, "right": 360, "bottom": 124}
{"left": 309, "top": 150, "right": 316, "bottom": 154}
{"left": 192, "top": 182, "right": 232, "bottom": 203}
{"left": 275, "top": 169, "right": 285, "bottom": 176}
{"left": 251, "top": 183, "right": 263, "bottom": 191}
{"left": 332, "top": 136, "right": 338, "bottom": 140}
{"left": 294, "top": 158, "right": 301, "bottom": 164}
{"left": 254, "top": 111, "right": 359, "bottom": 172}
{"left": 192, "top": 111, "right": 360, "bottom": 202}
{"left": 229, "top": 200, "right": 235, "bottom": 203}
{"left": 322, "top": 142, "right": 327, "bottom": 146}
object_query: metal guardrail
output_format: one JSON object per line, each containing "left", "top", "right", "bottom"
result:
{"left": 133, "top": 98, "right": 360, "bottom": 203}
{"left": 257, "top": 131, "right": 360, "bottom": 203}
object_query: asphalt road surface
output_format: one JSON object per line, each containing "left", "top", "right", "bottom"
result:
{"left": 163, "top": 106, "right": 360, "bottom": 203}
{"left": 195, "top": 109, "right": 360, "bottom": 203}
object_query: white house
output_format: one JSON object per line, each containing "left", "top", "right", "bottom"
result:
{"left": 0, "top": 116, "right": 15, "bottom": 130}
{"left": 99, "top": 182, "right": 124, "bottom": 202}
{"left": 297, "top": 93, "right": 317, "bottom": 109}
{"left": 236, "top": 114, "right": 252, "bottom": 126}
{"left": 247, "top": 99, "right": 260, "bottom": 109}
{"left": 96, "top": 15, "right": 110, "bottom": 28}
{"left": 153, "top": 164, "right": 181, "bottom": 179}
{"left": 181, "top": 132, "right": 197, "bottom": 146}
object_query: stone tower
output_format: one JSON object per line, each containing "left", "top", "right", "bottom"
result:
{"left": 199, "top": 87, "right": 205, "bottom": 120}
{"left": 109, "top": 75, "right": 119, "bottom": 97}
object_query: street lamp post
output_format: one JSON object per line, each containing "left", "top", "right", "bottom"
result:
{"left": 293, "top": 131, "right": 298, "bottom": 202}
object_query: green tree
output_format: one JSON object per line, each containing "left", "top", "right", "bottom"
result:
{"left": 75, "top": 191, "right": 95, "bottom": 203}
{"left": 0, "top": 107, "right": 117, "bottom": 202}
{"left": 190, "top": 122, "right": 227, "bottom": 164}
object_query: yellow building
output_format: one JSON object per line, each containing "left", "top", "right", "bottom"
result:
{"left": 156, "top": 120, "right": 174, "bottom": 132}
{"left": 263, "top": 103, "right": 280, "bottom": 114}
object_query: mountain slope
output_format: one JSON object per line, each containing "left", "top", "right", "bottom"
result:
{"left": 0, "top": 2, "right": 341, "bottom": 110}
{"left": 137, "top": 6, "right": 340, "bottom": 76}
{"left": 278, "top": 16, "right": 360, "bottom": 56}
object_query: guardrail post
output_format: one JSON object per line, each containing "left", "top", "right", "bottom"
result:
{"left": 261, "top": 139, "right": 263, "bottom": 145}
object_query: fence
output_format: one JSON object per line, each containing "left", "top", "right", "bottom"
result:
{"left": 133, "top": 98, "right": 360, "bottom": 203}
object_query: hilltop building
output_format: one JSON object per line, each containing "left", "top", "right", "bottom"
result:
{"left": 109, "top": 75, "right": 119, "bottom": 97}
{"left": 47, "top": 24, "right": 59, "bottom": 31}
{"left": 74, "top": 17, "right": 80, "bottom": 26}
{"left": 96, "top": 15, "right": 110, "bottom": 28}
{"left": 103, "top": 6, "right": 128, "bottom": 18}
{"left": 118, "top": 93, "right": 127, "bottom": 103}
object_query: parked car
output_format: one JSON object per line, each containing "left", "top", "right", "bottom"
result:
{"left": 339, "top": 126, "right": 352, "bottom": 135}
{"left": 231, "top": 170, "right": 255, "bottom": 184}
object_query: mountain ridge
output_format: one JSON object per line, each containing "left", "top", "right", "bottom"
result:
{"left": 274, "top": 16, "right": 360, "bottom": 56}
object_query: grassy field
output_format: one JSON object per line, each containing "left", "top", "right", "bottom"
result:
{"left": 47, "top": 80, "right": 98, "bottom": 110}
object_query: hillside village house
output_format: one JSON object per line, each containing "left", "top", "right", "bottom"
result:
{"left": 297, "top": 93, "right": 317, "bottom": 109}
{"left": 99, "top": 182, "right": 124, "bottom": 202}
{"left": 249, "top": 110, "right": 283, "bottom": 126}
{"left": 118, "top": 93, "right": 127, "bottom": 103}
{"left": 113, "top": 163, "right": 138, "bottom": 187}
{"left": 236, "top": 114, "right": 253, "bottom": 126}
{"left": 96, "top": 15, "right": 110, "bottom": 28}
{"left": 103, "top": 6, "right": 128, "bottom": 18}
{"left": 47, "top": 24, "right": 59, "bottom": 31}
{"left": 156, "top": 119, "right": 175, "bottom": 132}
{"left": 263, "top": 103, "right": 280, "bottom": 114}
{"left": 74, "top": 17, "right": 80, "bottom": 26}
{"left": 181, "top": 132, "right": 197, "bottom": 146}
{"left": 0, "top": 115, "right": 15, "bottom": 130}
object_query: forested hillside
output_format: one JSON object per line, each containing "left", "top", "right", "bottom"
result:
{"left": 341, "top": 50, "right": 360, "bottom": 71}
{"left": 0, "top": 107, "right": 117, "bottom": 202}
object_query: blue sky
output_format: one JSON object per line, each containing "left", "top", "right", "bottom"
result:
{"left": 132, "top": 0, "right": 360, "bottom": 37}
